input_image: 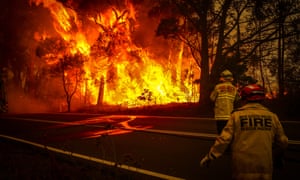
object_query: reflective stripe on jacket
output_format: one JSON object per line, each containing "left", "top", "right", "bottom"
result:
{"left": 210, "top": 81, "right": 239, "bottom": 120}
{"left": 208, "top": 103, "right": 289, "bottom": 180}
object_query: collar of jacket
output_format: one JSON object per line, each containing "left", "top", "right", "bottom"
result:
{"left": 239, "top": 102, "right": 268, "bottom": 110}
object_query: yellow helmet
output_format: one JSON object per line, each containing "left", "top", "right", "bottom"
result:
{"left": 220, "top": 69, "right": 233, "bottom": 81}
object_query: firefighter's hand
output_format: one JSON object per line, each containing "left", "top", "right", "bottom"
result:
{"left": 200, "top": 154, "right": 212, "bottom": 168}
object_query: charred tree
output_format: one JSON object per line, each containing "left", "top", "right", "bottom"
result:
{"left": 59, "top": 54, "right": 84, "bottom": 112}
{"left": 152, "top": 0, "right": 300, "bottom": 105}
{"left": 36, "top": 38, "right": 85, "bottom": 112}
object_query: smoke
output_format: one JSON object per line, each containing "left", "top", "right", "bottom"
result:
{"left": 6, "top": 86, "right": 52, "bottom": 113}
{"left": 0, "top": 0, "right": 59, "bottom": 113}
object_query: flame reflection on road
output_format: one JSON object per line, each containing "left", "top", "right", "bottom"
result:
{"left": 45, "top": 115, "right": 152, "bottom": 141}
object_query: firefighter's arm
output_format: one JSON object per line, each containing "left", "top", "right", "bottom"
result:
{"left": 210, "top": 86, "right": 218, "bottom": 102}
{"left": 273, "top": 115, "right": 288, "bottom": 149}
{"left": 234, "top": 88, "right": 241, "bottom": 102}
{"left": 273, "top": 115, "right": 289, "bottom": 169}
{"left": 200, "top": 115, "right": 234, "bottom": 167}
{"left": 210, "top": 117, "right": 234, "bottom": 157}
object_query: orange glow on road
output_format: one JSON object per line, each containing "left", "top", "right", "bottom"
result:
{"left": 45, "top": 115, "right": 153, "bottom": 140}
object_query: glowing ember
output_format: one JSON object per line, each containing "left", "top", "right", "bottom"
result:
{"left": 30, "top": 0, "right": 200, "bottom": 107}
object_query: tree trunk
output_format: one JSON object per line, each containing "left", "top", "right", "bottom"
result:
{"left": 210, "top": 0, "right": 232, "bottom": 85}
{"left": 97, "top": 76, "right": 104, "bottom": 106}
{"left": 278, "top": 21, "right": 285, "bottom": 99}
{"left": 198, "top": 0, "right": 211, "bottom": 106}
{"left": 258, "top": 21, "right": 265, "bottom": 88}
{"left": 67, "top": 96, "right": 71, "bottom": 112}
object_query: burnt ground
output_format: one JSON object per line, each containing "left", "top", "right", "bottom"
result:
{"left": 1, "top": 101, "right": 299, "bottom": 179}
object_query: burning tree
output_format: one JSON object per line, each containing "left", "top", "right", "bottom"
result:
{"left": 150, "top": 0, "right": 300, "bottom": 105}
{"left": 1, "top": 0, "right": 299, "bottom": 114}
{"left": 58, "top": 54, "right": 85, "bottom": 112}
{"left": 36, "top": 37, "right": 85, "bottom": 112}
{"left": 28, "top": 0, "right": 201, "bottom": 109}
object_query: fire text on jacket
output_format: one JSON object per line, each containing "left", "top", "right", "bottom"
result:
{"left": 240, "top": 115, "right": 272, "bottom": 130}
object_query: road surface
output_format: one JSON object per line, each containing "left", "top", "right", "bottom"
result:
{"left": 0, "top": 113, "right": 299, "bottom": 179}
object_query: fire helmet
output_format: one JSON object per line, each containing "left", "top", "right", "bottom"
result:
{"left": 240, "top": 84, "right": 265, "bottom": 101}
{"left": 220, "top": 69, "right": 233, "bottom": 81}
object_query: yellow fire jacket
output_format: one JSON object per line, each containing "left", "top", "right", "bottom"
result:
{"left": 208, "top": 103, "right": 289, "bottom": 180}
{"left": 210, "top": 81, "right": 239, "bottom": 120}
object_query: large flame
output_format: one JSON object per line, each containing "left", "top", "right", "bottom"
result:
{"left": 30, "top": 0, "right": 200, "bottom": 107}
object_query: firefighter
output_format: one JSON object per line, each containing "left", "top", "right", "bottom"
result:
{"left": 210, "top": 69, "right": 240, "bottom": 134}
{"left": 200, "top": 84, "right": 289, "bottom": 180}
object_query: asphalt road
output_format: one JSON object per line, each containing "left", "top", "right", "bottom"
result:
{"left": 0, "top": 113, "right": 300, "bottom": 179}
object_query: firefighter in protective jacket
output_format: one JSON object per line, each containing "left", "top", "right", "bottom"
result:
{"left": 200, "top": 84, "right": 288, "bottom": 180}
{"left": 210, "top": 69, "right": 240, "bottom": 134}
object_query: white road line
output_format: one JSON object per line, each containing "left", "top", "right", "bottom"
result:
{"left": 2, "top": 117, "right": 110, "bottom": 128}
{"left": 0, "top": 134, "right": 185, "bottom": 180}
{"left": 4, "top": 117, "right": 80, "bottom": 125}
{"left": 101, "top": 114, "right": 213, "bottom": 120}
{"left": 3, "top": 116, "right": 300, "bottom": 144}
{"left": 288, "top": 140, "right": 300, "bottom": 145}
{"left": 129, "top": 128, "right": 218, "bottom": 139}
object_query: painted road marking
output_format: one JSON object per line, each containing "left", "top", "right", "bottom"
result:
{"left": 2, "top": 116, "right": 300, "bottom": 144}
{"left": 0, "top": 134, "right": 185, "bottom": 180}
{"left": 1, "top": 115, "right": 299, "bottom": 178}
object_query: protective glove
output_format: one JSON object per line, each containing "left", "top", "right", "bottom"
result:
{"left": 200, "top": 154, "right": 212, "bottom": 168}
